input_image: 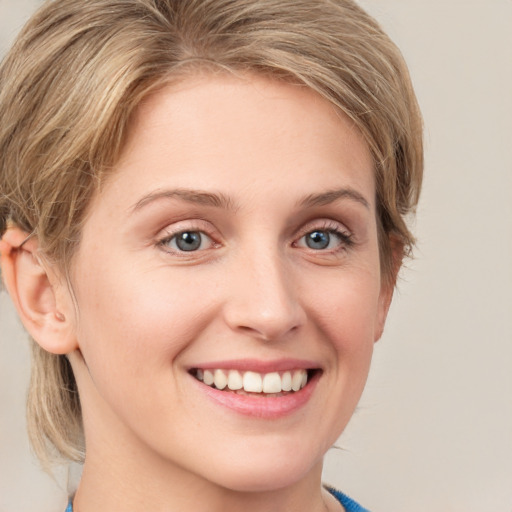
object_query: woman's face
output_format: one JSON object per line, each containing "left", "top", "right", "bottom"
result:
{"left": 68, "top": 74, "right": 392, "bottom": 491}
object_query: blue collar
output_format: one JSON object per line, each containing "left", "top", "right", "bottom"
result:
{"left": 66, "top": 488, "right": 370, "bottom": 511}
{"left": 327, "top": 486, "right": 371, "bottom": 512}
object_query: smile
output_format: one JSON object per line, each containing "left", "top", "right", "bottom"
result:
{"left": 191, "top": 368, "right": 309, "bottom": 394}
{"left": 189, "top": 364, "right": 321, "bottom": 418}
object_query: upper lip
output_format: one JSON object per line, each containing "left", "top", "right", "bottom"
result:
{"left": 188, "top": 358, "right": 321, "bottom": 373}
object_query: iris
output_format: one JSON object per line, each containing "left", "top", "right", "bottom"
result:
{"left": 305, "top": 230, "right": 331, "bottom": 250}
{"left": 175, "top": 231, "right": 202, "bottom": 251}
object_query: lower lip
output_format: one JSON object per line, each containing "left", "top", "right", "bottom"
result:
{"left": 191, "top": 372, "right": 320, "bottom": 419}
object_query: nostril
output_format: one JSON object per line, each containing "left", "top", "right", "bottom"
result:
{"left": 228, "top": 307, "right": 305, "bottom": 342}
{"left": 235, "top": 324, "right": 297, "bottom": 342}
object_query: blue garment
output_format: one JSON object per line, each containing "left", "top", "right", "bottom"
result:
{"left": 328, "top": 486, "right": 371, "bottom": 512}
{"left": 66, "top": 488, "right": 369, "bottom": 511}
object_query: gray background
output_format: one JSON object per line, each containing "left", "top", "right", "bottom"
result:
{"left": 1, "top": 1, "right": 511, "bottom": 511}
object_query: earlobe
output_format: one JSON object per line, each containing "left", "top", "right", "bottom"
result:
{"left": 0, "top": 228, "right": 77, "bottom": 354}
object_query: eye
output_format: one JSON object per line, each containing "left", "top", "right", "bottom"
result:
{"left": 160, "top": 230, "right": 213, "bottom": 252}
{"left": 304, "top": 230, "right": 334, "bottom": 250}
{"left": 295, "top": 222, "right": 354, "bottom": 252}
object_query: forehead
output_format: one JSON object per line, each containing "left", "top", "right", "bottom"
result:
{"left": 94, "top": 73, "right": 375, "bottom": 215}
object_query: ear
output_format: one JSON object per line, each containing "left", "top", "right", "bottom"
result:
{"left": 374, "top": 238, "right": 403, "bottom": 342}
{"left": 0, "top": 227, "right": 78, "bottom": 354}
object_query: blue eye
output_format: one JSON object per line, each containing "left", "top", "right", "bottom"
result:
{"left": 297, "top": 226, "right": 353, "bottom": 252}
{"left": 305, "top": 230, "right": 331, "bottom": 250}
{"left": 163, "top": 231, "right": 211, "bottom": 252}
{"left": 175, "top": 231, "right": 202, "bottom": 251}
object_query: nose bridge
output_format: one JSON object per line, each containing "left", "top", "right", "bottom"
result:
{"left": 224, "top": 242, "right": 304, "bottom": 340}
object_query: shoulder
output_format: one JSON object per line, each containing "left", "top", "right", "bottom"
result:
{"left": 326, "top": 486, "right": 372, "bottom": 512}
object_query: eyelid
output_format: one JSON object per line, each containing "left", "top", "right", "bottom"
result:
{"left": 295, "top": 218, "right": 352, "bottom": 239}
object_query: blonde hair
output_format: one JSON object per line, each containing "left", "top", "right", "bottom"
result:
{"left": 0, "top": 0, "right": 423, "bottom": 467}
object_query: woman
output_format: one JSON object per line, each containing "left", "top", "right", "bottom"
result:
{"left": 0, "top": 0, "right": 423, "bottom": 510}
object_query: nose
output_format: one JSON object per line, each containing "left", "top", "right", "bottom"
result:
{"left": 222, "top": 248, "right": 306, "bottom": 341}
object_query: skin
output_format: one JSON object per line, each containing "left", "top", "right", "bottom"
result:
{"left": 1, "top": 74, "right": 396, "bottom": 512}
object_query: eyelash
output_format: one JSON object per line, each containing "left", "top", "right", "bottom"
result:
{"left": 157, "top": 224, "right": 218, "bottom": 256}
{"left": 294, "top": 220, "right": 354, "bottom": 253}
{"left": 156, "top": 220, "right": 354, "bottom": 256}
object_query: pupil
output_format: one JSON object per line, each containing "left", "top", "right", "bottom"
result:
{"left": 176, "top": 232, "right": 201, "bottom": 251}
{"left": 307, "top": 230, "right": 330, "bottom": 250}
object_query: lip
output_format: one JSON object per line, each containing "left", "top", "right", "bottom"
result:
{"left": 188, "top": 360, "right": 322, "bottom": 419}
{"left": 189, "top": 358, "right": 320, "bottom": 373}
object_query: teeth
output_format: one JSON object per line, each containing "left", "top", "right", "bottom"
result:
{"left": 281, "top": 371, "right": 292, "bottom": 391}
{"left": 203, "top": 369, "right": 214, "bottom": 386}
{"left": 214, "top": 369, "right": 228, "bottom": 390}
{"left": 243, "top": 371, "right": 263, "bottom": 392}
{"left": 300, "top": 372, "right": 308, "bottom": 389}
{"left": 227, "top": 370, "right": 243, "bottom": 390}
{"left": 195, "top": 368, "right": 309, "bottom": 394}
{"left": 291, "top": 371, "right": 303, "bottom": 392}
{"left": 262, "top": 372, "right": 281, "bottom": 393}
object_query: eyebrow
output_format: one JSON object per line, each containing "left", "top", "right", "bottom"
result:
{"left": 297, "top": 187, "right": 370, "bottom": 210}
{"left": 130, "top": 188, "right": 238, "bottom": 213}
{"left": 130, "top": 185, "right": 370, "bottom": 215}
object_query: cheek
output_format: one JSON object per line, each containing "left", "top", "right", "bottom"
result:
{"left": 304, "top": 265, "right": 382, "bottom": 349}
{"left": 298, "top": 268, "right": 380, "bottom": 442}
{"left": 72, "top": 259, "right": 216, "bottom": 378}
{"left": 69, "top": 269, "right": 205, "bottom": 432}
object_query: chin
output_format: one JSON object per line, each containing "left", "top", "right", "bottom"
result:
{"left": 213, "top": 467, "right": 311, "bottom": 494}
{"left": 198, "top": 443, "right": 323, "bottom": 493}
